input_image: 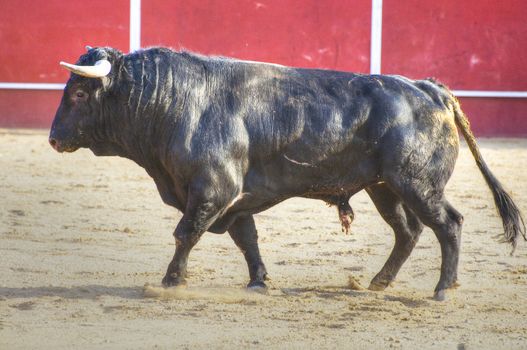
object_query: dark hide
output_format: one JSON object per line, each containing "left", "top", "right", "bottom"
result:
{"left": 50, "top": 47, "right": 525, "bottom": 300}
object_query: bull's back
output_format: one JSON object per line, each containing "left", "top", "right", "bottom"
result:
{"left": 236, "top": 66, "right": 373, "bottom": 161}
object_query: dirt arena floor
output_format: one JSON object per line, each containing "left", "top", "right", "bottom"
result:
{"left": 1, "top": 129, "right": 526, "bottom": 349}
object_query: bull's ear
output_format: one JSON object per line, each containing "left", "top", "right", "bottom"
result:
{"left": 60, "top": 59, "right": 111, "bottom": 78}
{"left": 85, "top": 45, "right": 93, "bottom": 51}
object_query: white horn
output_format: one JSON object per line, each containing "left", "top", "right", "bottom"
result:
{"left": 59, "top": 59, "right": 111, "bottom": 78}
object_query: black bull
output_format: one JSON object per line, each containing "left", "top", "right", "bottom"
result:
{"left": 49, "top": 47, "right": 525, "bottom": 300}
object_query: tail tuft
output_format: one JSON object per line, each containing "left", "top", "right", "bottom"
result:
{"left": 490, "top": 178, "right": 526, "bottom": 254}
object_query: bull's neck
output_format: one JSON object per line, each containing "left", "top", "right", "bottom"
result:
{"left": 96, "top": 52, "right": 196, "bottom": 169}
{"left": 100, "top": 90, "right": 179, "bottom": 170}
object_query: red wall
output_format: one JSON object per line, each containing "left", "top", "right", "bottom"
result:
{"left": 0, "top": 0, "right": 130, "bottom": 83}
{"left": 0, "top": 0, "right": 526, "bottom": 135}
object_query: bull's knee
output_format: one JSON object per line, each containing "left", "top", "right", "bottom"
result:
{"left": 174, "top": 229, "right": 201, "bottom": 248}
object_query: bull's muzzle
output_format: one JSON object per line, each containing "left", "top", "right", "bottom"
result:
{"left": 48, "top": 135, "right": 79, "bottom": 153}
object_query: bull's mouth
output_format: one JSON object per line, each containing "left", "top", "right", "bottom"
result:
{"left": 58, "top": 146, "right": 80, "bottom": 153}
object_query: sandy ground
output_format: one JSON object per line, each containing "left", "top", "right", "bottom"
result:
{"left": 1, "top": 129, "right": 526, "bottom": 349}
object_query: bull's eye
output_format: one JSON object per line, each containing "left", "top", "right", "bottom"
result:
{"left": 76, "top": 91, "right": 86, "bottom": 99}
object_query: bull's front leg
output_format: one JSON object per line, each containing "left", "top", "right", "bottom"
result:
{"left": 228, "top": 215, "right": 268, "bottom": 291}
{"left": 162, "top": 181, "right": 229, "bottom": 287}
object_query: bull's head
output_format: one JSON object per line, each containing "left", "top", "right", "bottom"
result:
{"left": 49, "top": 47, "right": 121, "bottom": 154}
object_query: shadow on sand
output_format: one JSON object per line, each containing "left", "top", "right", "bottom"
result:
{"left": 0, "top": 285, "right": 144, "bottom": 300}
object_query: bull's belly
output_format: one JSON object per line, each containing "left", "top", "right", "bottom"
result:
{"left": 208, "top": 189, "right": 366, "bottom": 235}
{"left": 207, "top": 172, "right": 375, "bottom": 234}
{"left": 253, "top": 156, "right": 376, "bottom": 202}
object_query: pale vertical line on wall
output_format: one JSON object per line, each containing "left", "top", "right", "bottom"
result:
{"left": 130, "top": 0, "right": 141, "bottom": 52}
{"left": 370, "top": 0, "right": 383, "bottom": 74}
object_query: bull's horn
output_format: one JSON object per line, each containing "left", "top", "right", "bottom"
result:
{"left": 85, "top": 45, "right": 93, "bottom": 51}
{"left": 59, "top": 59, "right": 111, "bottom": 78}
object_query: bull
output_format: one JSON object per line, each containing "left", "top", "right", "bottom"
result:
{"left": 49, "top": 46, "right": 525, "bottom": 301}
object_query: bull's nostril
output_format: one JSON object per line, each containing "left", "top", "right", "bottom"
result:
{"left": 49, "top": 138, "right": 57, "bottom": 148}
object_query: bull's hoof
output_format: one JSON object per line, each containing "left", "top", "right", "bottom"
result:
{"left": 433, "top": 289, "right": 447, "bottom": 301}
{"left": 162, "top": 274, "right": 187, "bottom": 288}
{"left": 433, "top": 280, "right": 459, "bottom": 301}
{"left": 247, "top": 281, "right": 268, "bottom": 294}
{"left": 368, "top": 280, "right": 389, "bottom": 291}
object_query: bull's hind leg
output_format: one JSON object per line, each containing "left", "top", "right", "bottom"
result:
{"left": 228, "top": 215, "right": 268, "bottom": 291}
{"left": 366, "top": 183, "right": 424, "bottom": 291}
{"left": 431, "top": 200, "right": 463, "bottom": 300}
{"left": 387, "top": 180, "right": 463, "bottom": 301}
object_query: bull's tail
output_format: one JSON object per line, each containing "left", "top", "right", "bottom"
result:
{"left": 453, "top": 99, "right": 526, "bottom": 253}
